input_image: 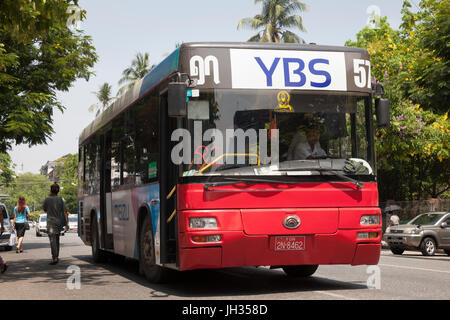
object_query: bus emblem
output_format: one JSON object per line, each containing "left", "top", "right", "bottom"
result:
{"left": 283, "top": 215, "right": 301, "bottom": 229}
{"left": 190, "top": 55, "right": 220, "bottom": 85}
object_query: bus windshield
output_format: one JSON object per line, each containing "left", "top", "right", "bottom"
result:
{"left": 180, "top": 89, "right": 372, "bottom": 177}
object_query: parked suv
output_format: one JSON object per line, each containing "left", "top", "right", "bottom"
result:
{"left": 383, "top": 212, "right": 450, "bottom": 256}
{"left": 0, "top": 202, "right": 13, "bottom": 251}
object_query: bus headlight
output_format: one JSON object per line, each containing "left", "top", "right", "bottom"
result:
{"left": 360, "top": 215, "right": 380, "bottom": 226}
{"left": 189, "top": 217, "right": 218, "bottom": 229}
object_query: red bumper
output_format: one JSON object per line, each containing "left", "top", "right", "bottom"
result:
{"left": 177, "top": 182, "right": 381, "bottom": 271}
{"left": 178, "top": 209, "right": 381, "bottom": 271}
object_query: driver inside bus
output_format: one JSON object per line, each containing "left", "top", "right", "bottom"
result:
{"left": 288, "top": 123, "right": 327, "bottom": 160}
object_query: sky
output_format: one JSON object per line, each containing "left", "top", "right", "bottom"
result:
{"left": 9, "top": 0, "right": 415, "bottom": 174}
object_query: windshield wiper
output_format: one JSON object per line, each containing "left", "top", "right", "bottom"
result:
{"left": 275, "top": 166, "right": 364, "bottom": 189}
{"left": 204, "top": 176, "right": 297, "bottom": 190}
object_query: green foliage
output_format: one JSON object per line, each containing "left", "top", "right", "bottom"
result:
{"left": 0, "top": 152, "right": 15, "bottom": 186}
{"left": 346, "top": 0, "right": 449, "bottom": 200}
{"left": 237, "top": 0, "right": 308, "bottom": 43}
{"left": 54, "top": 153, "right": 78, "bottom": 214}
{"left": 89, "top": 82, "right": 115, "bottom": 114}
{"left": 117, "top": 52, "right": 154, "bottom": 96}
{"left": 29, "top": 210, "right": 44, "bottom": 222}
{"left": 0, "top": 0, "right": 97, "bottom": 152}
{"left": 3, "top": 173, "right": 52, "bottom": 213}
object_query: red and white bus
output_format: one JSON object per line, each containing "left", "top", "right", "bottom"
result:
{"left": 78, "top": 42, "right": 389, "bottom": 282}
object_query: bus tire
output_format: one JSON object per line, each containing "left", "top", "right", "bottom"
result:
{"left": 282, "top": 265, "right": 319, "bottom": 277}
{"left": 139, "top": 215, "right": 169, "bottom": 283}
{"left": 91, "top": 217, "right": 107, "bottom": 263}
{"left": 390, "top": 247, "right": 404, "bottom": 255}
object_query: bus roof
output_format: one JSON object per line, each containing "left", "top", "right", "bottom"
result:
{"left": 79, "top": 42, "right": 369, "bottom": 144}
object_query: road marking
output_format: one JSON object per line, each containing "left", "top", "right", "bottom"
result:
{"left": 314, "top": 291, "right": 356, "bottom": 300}
{"left": 379, "top": 263, "right": 450, "bottom": 274}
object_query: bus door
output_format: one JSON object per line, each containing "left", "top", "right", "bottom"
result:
{"left": 100, "top": 130, "right": 114, "bottom": 250}
{"left": 159, "top": 92, "right": 179, "bottom": 265}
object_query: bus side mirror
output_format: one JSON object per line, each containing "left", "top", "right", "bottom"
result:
{"left": 168, "top": 82, "right": 187, "bottom": 117}
{"left": 375, "top": 98, "right": 390, "bottom": 128}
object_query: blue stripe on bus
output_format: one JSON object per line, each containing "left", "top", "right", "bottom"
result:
{"left": 139, "top": 48, "right": 180, "bottom": 97}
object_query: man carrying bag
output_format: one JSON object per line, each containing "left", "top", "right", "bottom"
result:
{"left": 43, "top": 183, "right": 69, "bottom": 265}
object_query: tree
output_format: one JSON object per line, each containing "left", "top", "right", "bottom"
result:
{"left": 0, "top": 1, "right": 98, "bottom": 152}
{"left": 3, "top": 173, "right": 52, "bottom": 213}
{"left": 89, "top": 82, "right": 115, "bottom": 115}
{"left": 117, "top": 52, "right": 154, "bottom": 96}
{"left": 237, "top": 0, "right": 308, "bottom": 43}
{"left": 399, "top": 0, "right": 450, "bottom": 114}
{"left": 345, "top": 1, "right": 449, "bottom": 201}
{"left": 53, "top": 153, "right": 78, "bottom": 214}
{"left": 0, "top": 152, "right": 14, "bottom": 187}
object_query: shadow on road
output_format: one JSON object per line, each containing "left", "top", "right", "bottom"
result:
{"left": 71, "top": 255, "right": 368, "bottom": 298}
{"left": 0, "top": 256, "right": 124, "bottom": 287}
{"left": 1, "top": 242, "right": 81, "bottom": 252}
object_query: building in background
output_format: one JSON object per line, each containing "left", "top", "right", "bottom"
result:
{"left": 40, "top": 154, "right": 70, "bottom": 182}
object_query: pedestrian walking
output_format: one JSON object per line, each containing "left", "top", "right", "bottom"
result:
{"left": 0, "top": 210, "right": 8, "bottom": 273}
{"left": 388, "top": 212, "right": 400, "bottom": 227}
{"left": 12, "top": 196, "right": 30, "bottom": 253}
{"left": 43, "top": 183, "right": 69, "bottom": 265}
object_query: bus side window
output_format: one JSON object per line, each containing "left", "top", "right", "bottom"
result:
{"left": 111, "top": 114, "right": 124, "bottom": 190}
{"left": 122, "top": 108, "right": 136, "bottom": 186}
{"left": 135, "top": 94, "right": 159, "bottom": 185}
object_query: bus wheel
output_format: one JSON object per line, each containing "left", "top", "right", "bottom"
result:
{"left": 91, "top": 218, "right": 106, "bottom": 263}
{"left": 139, "top": 216, "right": 169, "bottom": 283}
{"left": 390, "top": 247, "right": 404, "bottom": 255}
{"left": 282, "top": 265, "right": 319, "bottom": 277}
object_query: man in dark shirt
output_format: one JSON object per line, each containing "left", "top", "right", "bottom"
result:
{"left": 43, "top": 183, "right": 69, "bottom": 265}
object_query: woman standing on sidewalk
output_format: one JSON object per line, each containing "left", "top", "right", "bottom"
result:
{"left": 12, "top": 196, "right": 30, "bottom": 253}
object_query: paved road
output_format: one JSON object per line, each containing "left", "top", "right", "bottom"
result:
{"left": 0, "top": 229, "right": 449, "bottom": 300}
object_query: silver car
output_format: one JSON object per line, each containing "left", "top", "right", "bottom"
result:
{"left": 0, "top": 202, "right": 13, "bottom": 251}
{"left": 383, "top": 212, "right": 450, "bottom": 256}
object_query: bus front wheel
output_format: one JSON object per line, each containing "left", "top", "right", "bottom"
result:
{"left": 139, "top": 216, "right": 169, "bottom": 283}
{"left": 282, "top": 265, "right": 319, "bottom": 277}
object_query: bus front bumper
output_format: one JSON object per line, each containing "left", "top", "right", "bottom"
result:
{"left": 178, "top": 229, "right": 381, "bottom": 271}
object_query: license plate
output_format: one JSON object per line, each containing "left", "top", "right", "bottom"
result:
{"left": 273, "top": 236, "right": 305, "bottom": 251}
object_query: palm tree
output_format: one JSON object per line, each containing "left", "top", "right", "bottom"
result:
{"left": 89, "top": 82, "right": 114, "bottom": 115}
{"left": 117, "top": 52, "right": 155, "bottom": 96}
{"left": 237, "top": 0, "right": 308, "bottom": 43}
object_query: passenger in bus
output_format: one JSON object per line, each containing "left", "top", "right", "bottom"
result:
{"left": 288, "top": 125, "right": 327, "bottom": 160}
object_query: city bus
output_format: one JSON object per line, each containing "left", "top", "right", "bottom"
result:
{"left": 78, "top": 42, "right": 389, "bottom": 282}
